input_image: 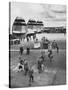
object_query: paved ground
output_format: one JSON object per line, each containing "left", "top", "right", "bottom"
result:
{"left": 9, "top": 49, "right": 66, "bottom": 88}
{"left": 9, "top": 34, "right": 66, "bottom": 88}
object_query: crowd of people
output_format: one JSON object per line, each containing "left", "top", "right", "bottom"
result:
{"left": 14, "top": 57, "right": 34, "bottom": 86}
{"left": 13, "top": 38, "right": 59, "bottom": 86}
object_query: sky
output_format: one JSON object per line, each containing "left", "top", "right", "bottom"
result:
{"left": 10, "top": 2, "right": 66, "bottom": 33}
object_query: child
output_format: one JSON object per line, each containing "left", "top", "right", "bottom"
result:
{"left": 28, "top": 68, "right": 34, "bottom": 86}
{"left": 18, "top": 60, "right": 24, "bottom": 72}
{"left": 56, "top": 45, "right": 59, "bottom": 53}
{"left": 40, "top": 50, "right": 45, "bottom": 62}
{"left": 13, "top": 59, "right": 24, "bottom": 72}
{"left": 37, "top": 58, "right": 42, "bottom": 73}
{"left": 48, "top": 46, "right": 53, "bottom": 62}
{"left": 41, "top": 63, "right": 45, "bottom": 71}
{"left": 24, "top": 61, "right": 29, "bottom": 76}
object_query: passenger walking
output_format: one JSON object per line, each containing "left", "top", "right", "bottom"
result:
{"left": 48, "top": 50, "right": 53, "bottom": 62}
{"left": 48, "top": 43, "right": 53, "bottom": 62}
{"left": 26, "top": 40, "right": 30, "bottom": 55}
{"left": 26, "top": 47, "right": 30, "bottom": 55}
{"left": 20, "top": 46, "right": 23, "bottom": 55}
{"left": 52, "top": 40, "right": 57, "bottom": 49}
{"left": 56, "top": 45, "right": 59, "bottom": 53}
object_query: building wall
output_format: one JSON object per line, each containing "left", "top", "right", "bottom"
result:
{"left": 12, "top": 25, "right": 27, "bottom": 33}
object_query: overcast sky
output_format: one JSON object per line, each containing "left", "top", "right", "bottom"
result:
{"left": 10, "top": 2, "right": 66, "bottom": 33}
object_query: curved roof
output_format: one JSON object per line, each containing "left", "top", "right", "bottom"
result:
{"left": 13, "top": 17, "right": 26, "bottom": 26}
{"left": 15, "top": 19, "right": 25, "bottom": 22}
{"left": 27, "top": 19, "right": 37, "bottom": 25}
{"left": 37, "top": 21, "right": 43, "bottom": 23}
{"left": 36, "top": 21, "right": 43, "bottom": 26}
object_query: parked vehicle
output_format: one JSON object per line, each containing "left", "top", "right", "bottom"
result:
{"left": 10, "top": 38, "right": 20, "bottom": 45}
